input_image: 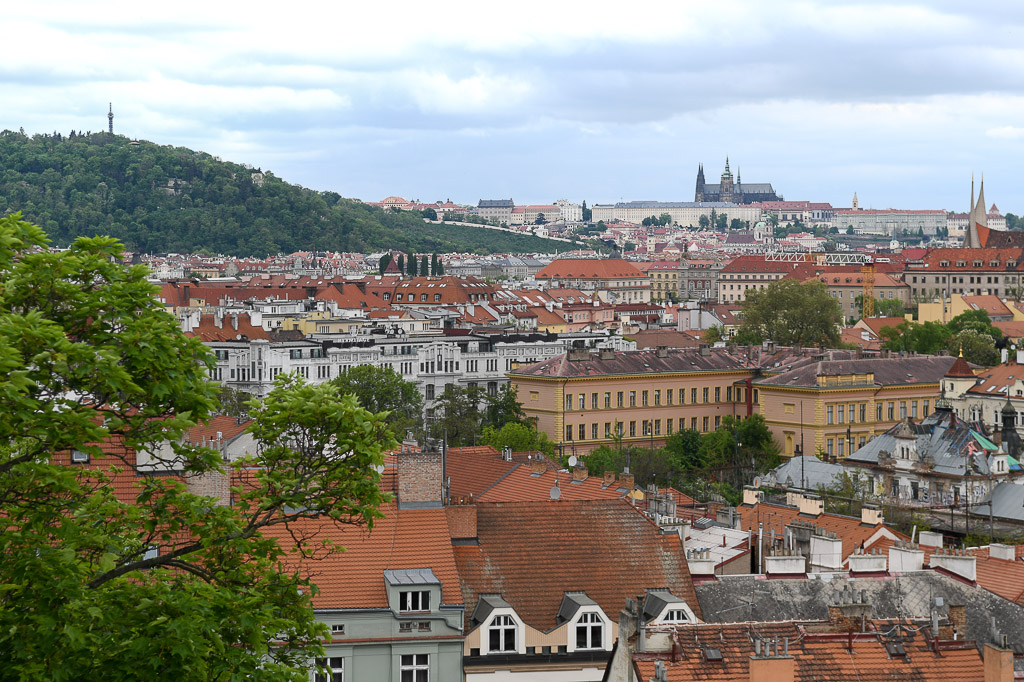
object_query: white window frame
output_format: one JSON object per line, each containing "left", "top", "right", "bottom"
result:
{"left": 574, "top": 612, "right": 604, "bottom": 650}
{"left": 314, "top": 656, "right": 344, "bottom": 682}
{"left": 399, "top": 590, "right": 430, "bottom": 613}
{"left": 487, "top": 614, "right": 518, "bottom": 653}
{"left": 653, "top": 602, "right": 697, "bottom": 625}
{"left": 482, "top": 610, "right": 524, "bottom": 655}
{"left": 567, "top": 609, "right": 612, "bottom": 653}
{"left": 400, "top": 653, "right": 428, "bottom": 682}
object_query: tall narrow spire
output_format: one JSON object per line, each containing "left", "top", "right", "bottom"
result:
{"left": 107, "top": 103, "right": 114, "bottom": 134}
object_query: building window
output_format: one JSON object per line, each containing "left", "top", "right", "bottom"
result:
{"left": 575, "top": 612, "right": 603, "bottom": 650}
{"left": 827, "top": 439, "right": 834, "bottom": 457}
{"left": 642, "top": 390, "right": 649, "bottom": 406}
{"left": 667, "top": 389, "right": 673, "bottom": 405}
{"left": 654, "top": 390, "right": 661, "bottom": 406}
{"left": 702, "top": 388, "right": 709, "bottom": 403}
{"left": 617, "top": 392, "right": 624, "bottom": 408}
{"left": 666, "top": 419, "right": 673, "bottom": 435}
{"left": 579, "top": 424, "right": 586, "bottom": 441}
{"left": 604, "top": 422, "right": 611, "bottom": 437}
{"left": 691, "top": 388, "right": 697, "bottom": 404}
{"left": 604, "top": 392, "right": 611, "bottom": 408}
{"left": 923, "top": 400, "right": 930, "bottom": 417}
{"left": 400, "top": 653, "right": 429, "bottom": 682}
{"left": 566, "top": 425, "right": 573, "bottom": 441}
{"left": 911, "top": 401, "right": 918, "bottom": 418}
{"left": 399, "top": 591, "right": 430, "bottom": 612}
{"left": 876, "top": 403, "right": 883, "bottom": 422}
{"left": 726, "top": 386, "right": 733, "bottom": 402}
{"left": 314, "top": 657, "right": 344, "bottom": 682}
{"left": 826, "top": 406, "right": 834, "bottom": 425}
{"left": 714, "top": 416, "right": 721, "bottom": 429}
{"left": 629, "top": 421, "right": 637, "bottom": 437}
{"left": 425, "top": 384, "right": 435, "bottom": 401}
{"left": 838, "top": 405, "right": 845, "bottom": 424}
{"left": 592, "top": 393, "right": 599, "bottom": 410}
{"left": 592, "top": 423, "right": 598, "bottom": 440}
{"left": 654, "top": 420, "right": 661, "bottom": 436}
{"left": 629, "top": 391, "right": 636, "bottom": 407}
{"left": 899, "top": 401, "right": 906, "bottom": 419}
{"left": 702, "top": 416, "right": 709, "bottom": 432}
{"left": 691, "top": 417, "right": 698, "bottom": 430}
{"left": 489, "top": 615, "right": 517, "bottom": 653}
{"left": 849, "top": 403, "right": 856, "bottom": 424}
{"left": 663, "top": 609, "right": 689, "bottom": 623}
{"left": 714, "top": 387, "right": 721, "bottom": 403}
{"left": 888, "top": 402, "right": 895, "bottom": 420}
{"left": 579, "top": 394, "right": 585, "bottom": 411}
{"left": 566, "top": 394, "right": 573, "bottom": 411}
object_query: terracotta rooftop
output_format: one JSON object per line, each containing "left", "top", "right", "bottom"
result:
{"left": 475, "top": 465, "right": 627, "bottom": 503}
{"left": 536, "top": 258, "right": 645, "bottom": 280}
{"left": 453, "top": 499, "right": 699, "bottom": 632}
{"left": 263, "top": 504, "right": 462, "bottom": 610}
{"left": 510, "top": 347, "right": 755, "bottom": 379}
{"left": 445, "top": 446, "right": 518, "bottom": 501}
{"left": 946, "top": 356, "right": 978, "bottom": 378}
{"left": 633, "top": 619, "right": 987, "bottom": 681}
{"left": 185, "top": 314, "right": 269, "bottom": 342}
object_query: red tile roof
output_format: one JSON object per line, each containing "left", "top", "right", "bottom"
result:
{"left": 185, "top": 314, "right": 269, "bottom": 341}
{"left": 453, "top": 500, "right": 699, "bottom": 632}
{"left": 445, "top": 446, "right": 518, "bottom": 501}
{"left": 262, "top": 504, "right": 462, "bottom": 610}
{"left": 536, "top": 258, "right": 645, "bottom": 280}
{"left": 476, "top": 466, "right": 626, "bottom": 502}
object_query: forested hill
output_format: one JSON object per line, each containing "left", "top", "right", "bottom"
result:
{"left": 0, "top": 130, "right": 566, "bottom": 256}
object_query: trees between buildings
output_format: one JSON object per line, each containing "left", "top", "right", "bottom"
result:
{"left": 734, "top": 280, "right": 842, "bottom": 347}
{"left": 330, "top": 365, "right": 425, "bottom": 440}
{"left": 0, "top": 214, "right": 392, "bottom": 679}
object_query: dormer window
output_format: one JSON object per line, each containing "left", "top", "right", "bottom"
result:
{"left": 489, "top": 614, "right": 517, "bottom": 652}
{"left": 663, "top": 609, "right": 690, "bottom": 623}
{"left": 399, "top": 590, "right": 430, "bottom": 612}
{"left": 575, "top": 612, "right": 604, "bottom": 649}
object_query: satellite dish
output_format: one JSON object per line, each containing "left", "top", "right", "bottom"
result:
{"left": 568, "top": 455, "right": 578, "bottom": 467}
{"left": 753, "top": 476, "right": 761, "bottom": 488}
{"left": 549, "top": 486, "right": 562, "bottom": 500}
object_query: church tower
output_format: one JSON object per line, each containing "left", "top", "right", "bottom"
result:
{"left": 964, "top": 174, "right": 986, "bottom": 248}
{"left": 695, "top": 164, "right": 706, "bottom": 202}
{"left": 719, "top": 157, "right": 734, "bottom": 203}
{"left": 852, "top": 192, "right": 859, "bottom": 210}
{"left": 108, "top": 103, "right": 114, "bottom": 134}
{"left": 735, "top": 168, "right": 743, "bottom": 204}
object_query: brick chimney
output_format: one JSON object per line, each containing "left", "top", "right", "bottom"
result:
{"left": 572, "top": 465, "right": 588, "bottom": 482}
{"left": 445, "top": 503, "right": 477, "bottom": 541}
{"left": 749, "top": 639, "right": 794, "bottom": 682}
{"left": 397, "top": 443, "right": 442, "bottom": 510}
{"left": 530, "top": 455, "right": 547, "bottom": 476}
{"left": 984, "top": 643, "right": 1014, "bottom": 682}
{"left": 617, "top": 472, "right": 635, "bottom": 490}
{"left": 742, "top": 485, "right": 763, "bottom": 506}
{"left": 603, "top": 470, "right": 617, "bottom": 487}
{"left": 828, "top": 586, "right": 873, "bottom": 631}
{"left": 860, "top": 504, "right": 883, "bottom": 525}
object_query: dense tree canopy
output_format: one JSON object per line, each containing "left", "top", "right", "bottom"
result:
{"left": 0, "top": 214, "right": 392, "bottom": 679}
{"left": 880, "top": 310, "right": 1004, "bottom": 365}
{"left": 0, "top": 130, "right": 566, "bottom": 256}
{"left": 735, "top": 280, "right": 842, "bottom": 347}
{"left": 331, "top": 365, "right": 424, "bottom": 439}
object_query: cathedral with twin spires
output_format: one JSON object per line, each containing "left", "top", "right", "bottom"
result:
{"left": 694, "top": 158, "right": 780, "bottom": 204}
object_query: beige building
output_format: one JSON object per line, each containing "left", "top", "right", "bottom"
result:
{"left": 717, "top": 256, "right": 816, "bottom": 303}
{"left": 591, "top": 201, "right": 762, "bottom": 227}
{"left": 509, "top": 347, "right": 761, "bottom": 455}
{"left": 535, "top": 258, "right": 651, "bottom": 305}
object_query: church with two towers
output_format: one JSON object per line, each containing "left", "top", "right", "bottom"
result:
{"left": 694, "top": 158, "right": 780, "bottom": 204}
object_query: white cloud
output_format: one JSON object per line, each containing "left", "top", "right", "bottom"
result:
{"left": 986, "top": 126, "right": 1024, "bottom": 140}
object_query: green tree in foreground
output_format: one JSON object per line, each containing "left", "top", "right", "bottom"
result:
{"left": 331, "top": 364, "right": 424, "bottom": 439}
{"left": 735, "top": 279, "right": 842, "bottom": 347}
{"left": 480, "top": 422, "right": 555, "bottom": 457}
{"left": 0, "top": 214, "right": 391, "bottom": 679}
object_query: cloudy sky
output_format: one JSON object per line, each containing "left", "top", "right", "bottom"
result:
{"left": 5, "top": 1, "right": 1024, "bottom": 211}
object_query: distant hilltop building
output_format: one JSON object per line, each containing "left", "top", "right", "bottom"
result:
{"left": 695, "top": 157, "right": 780, "bottom": 204}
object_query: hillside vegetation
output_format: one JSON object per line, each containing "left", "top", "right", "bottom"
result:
{"left": 0, "top": 130, "right": 567, "bottom": 256}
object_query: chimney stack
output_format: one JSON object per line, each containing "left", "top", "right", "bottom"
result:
{"left": 445, "top": 503, "right": 477, "bottom": 541}
{"left": 530, "top": 455, "right": 547, "bottom": 476}
{"left": 572, "top": 465, "right": 589, "bottom": 482}
{"left": 860, "top": 504, "right": 884, "bottom": 525}
{"left": 617, "top": 472, "right": 635, "bottom": 490}
{"left": 888, "top": 540, "right": 925, "bottom": 572}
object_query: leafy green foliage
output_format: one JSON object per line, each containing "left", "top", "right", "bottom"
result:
{"left": 880, "top": 310, "right": 1004, "bottom": 366}
{"left": 330, "top": 365, "right": 424, "bottom": 440}
{"left": 480, "top": 422, "right": 554, "bottom": 457}
{"left": 854, "top": 294, "right": 905, "bottom": 319}
{"left": 737, "top": 280, "right": 842, "bottom": 347}
{"left": 0, "top": 214, "right": 392, "bottom": 679}
{"left": 0, "top": 130, "right": 566, "bottom": 256}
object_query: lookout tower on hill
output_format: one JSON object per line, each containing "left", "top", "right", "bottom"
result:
{"left": 108, "top": 103, "right": 114, "bottom": 134}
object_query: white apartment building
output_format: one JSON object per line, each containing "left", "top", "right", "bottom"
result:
{"left": 591, "top": 201, "right": 762, "bottom": 227}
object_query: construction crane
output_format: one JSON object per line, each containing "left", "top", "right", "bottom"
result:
{"left": 861, "top": 259, "right": 876, "bottom": 318}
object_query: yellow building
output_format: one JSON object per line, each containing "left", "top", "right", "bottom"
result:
{"left": 755, "top": 354, "right": 959, "bottom": 459}
{"left": 509, "top": 347, "right": 760, "bottom": 455}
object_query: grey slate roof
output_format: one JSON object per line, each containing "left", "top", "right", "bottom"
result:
{"left": 757, "top": 355, "right": 958, "bottom": 389}
{"left": 769, "top": 456, "right": 845, "bottom": 490}
{"left": 845, "top": 408, "right": 997, "bottom": 477}
{"left": 695, "top": 571, "right": 1024, "bottom": 654}
{"left": 973, "top": 481, "right": 1024, "bottom": 522}
{"left": 556, "top": 591, "right": 598, "bottom": 624}
{"left": 478, "top": 199, "right": 514, "bottom": 208}
{"left": 383, "top": 568, "right": 440, "bottom": 586}
{"left": 641, "top": 590, "right": 687, "bottom": 622}
{"left": 471, "top": 593, "right": 512, "bottom": 626}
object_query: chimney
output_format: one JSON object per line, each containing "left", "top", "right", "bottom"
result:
{"left": 655, "top": 345, "right": 669, "bottom": 358}
{"left": 809, "top": 531, "right": 843, "bottom": 572}
{"left": 742, "top": 485, "right": 763, "bottom": 506}
{"left": 598, "top": 347, "right": 616, "bottom": 360}
{"left": 686, "top": 547, "right": 717, "bottom": 579}
{"left": 1017, "top": 349, "right": 1024, "bottom": 365}
{"left": 567, "top": 348, "right": 589, "bottom": 362}
{"left": 785, "top": 489, "right": 805, "bottom": 507}
{"left": 572, "top": 465, "right": 589, "bottom": 482}
{"left": 749, "top": 648, "right": 795, "bottom": 682}
{"left": 397, "top": 442, "right": 443, "bottom": 509}
{"left": 988, "top": 543, "right": 1016, "bottom": 562}
{"left": 603, "top": 470, "right": 617, "bottom": 487}
{"left": 617, "top": 472, "right": 635, "bottom": 490}
{"left": 214, "top": 309, "right": 224, "bottom": 328}
{"left": 983, "top": 642, "right": 1014, "bottom": 682}
{"left": 445, "top": 503, "right": 477, "bottom": 541}
{"left": 231, "top": 314, "right": 239, "bottom": 330}
{"left": 530, "top": 455, "right": 547, "bottom": 476}
{"left": 860, "top": 504, "right": 884, "bottom": 525}
{"left": 888, "top": 541, "right": 925, "bottom": 572}
{"left": 827, "top": 588, "right": 873, "bottom": 631}
{"left": 930, "top": 547, "right": 977, "bottom": 583}
{"left": 847, "top": 547, "right": 887, "bottom": 575}
{"left": 764, "top": 550, "right": 806, "bottom": 578}
{"left": 918, "top": 530, "right": 944, "bottom": 548}
{"left": 797, "top": 493, "right": 824, "bottom": 517}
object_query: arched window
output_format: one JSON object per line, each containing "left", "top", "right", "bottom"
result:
{"left": 489, "top": 615, "right": 516, "bottom": 652}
